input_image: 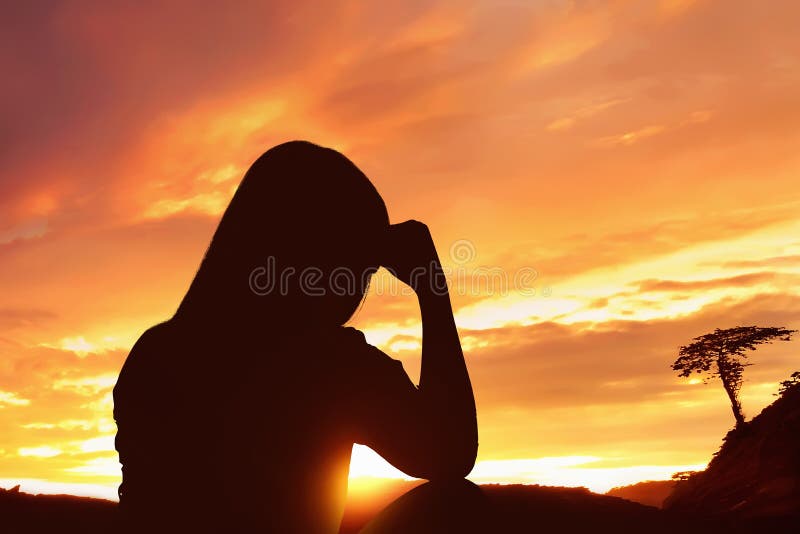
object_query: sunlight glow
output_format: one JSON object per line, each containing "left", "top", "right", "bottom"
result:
{"left": 21, "top": 420, "right": 95, "bottom": 431}
{"left": 53, "top": 374, "right": 118, "bottom": 396}
{"left": 78, "top": 435, "right": 116, "bottom": 454}
{"left": 0, "top": 479, "right": 118, "bottom": 501}
{"left": 58, "top": 336, "right": 97, "bottom": 355}
{"left": 437, "top": 216, "right": 800, "bottom": 334}
{"left": 348, "top": 448, "right": 705, "bottom": 495}
{"left": 0, "top": 390, "right": 31, "bottom": 407}
{"left": 349, "top": 445, "right": 414, "bottom": 480}
{"left": 42, "top": 332, "right": 134, "bottom": 356}
{"left": 65, "top": 456, "right": 122, "bottom": 478}
{"left": 144, "top": 190, "right": 232, "bottom": 219}
{"left": 18, "top": 446, "right": 63, "bottom": 458}
{"left": 469, "top": 458, "right": 707, "bottom": 494}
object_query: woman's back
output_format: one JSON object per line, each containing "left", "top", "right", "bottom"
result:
{"left": 114, "top": 319, "right": 416, "bottom": 533}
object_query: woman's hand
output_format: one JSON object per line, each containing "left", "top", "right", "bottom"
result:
{"left": 381, "top": 220, "right": 447, "bottom": 295}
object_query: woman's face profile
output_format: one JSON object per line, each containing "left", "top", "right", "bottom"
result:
{"left": 309, "top": 261, "right": 380, "bottom": 326}
{"left": 264, "top": 252, "right": 380, "bottom": 327}
{"left": 299, "top": 231, "right": 384, "bottom": 326}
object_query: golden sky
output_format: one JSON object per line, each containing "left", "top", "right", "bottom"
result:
{"left": 2, "top": 0, "right": 800, "bottom": 499}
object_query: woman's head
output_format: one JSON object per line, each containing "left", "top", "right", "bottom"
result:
{"left": 179, "top": 141, "right": 390, "bottom": 327}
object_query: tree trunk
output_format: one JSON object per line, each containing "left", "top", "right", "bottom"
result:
{"left": 722, "top": 381, "right": 745, "bottom": 428}
{"left": 718, "top": 356, "right": 745, "bottom": 428}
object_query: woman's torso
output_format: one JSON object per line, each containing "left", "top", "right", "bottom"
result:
{"left": 114, "top": 319, "right": 369, "bottom": 533}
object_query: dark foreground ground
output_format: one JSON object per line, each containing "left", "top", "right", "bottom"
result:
{"left": 1, "top": 482, "right": 796, "bottom": 534}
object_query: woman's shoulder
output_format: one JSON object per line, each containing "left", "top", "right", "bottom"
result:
{"left": 324, "top": 326, "right": 374, "bottom": 354}
{"left": 335, "top": 326, "right": 369, "bottom": 345}
{"left": 325, "top": 327, "right": 407, "bottom": 374}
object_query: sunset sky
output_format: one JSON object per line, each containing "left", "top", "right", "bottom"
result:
{"left": 2, "top": 0, "right": 800, "bottom": 500}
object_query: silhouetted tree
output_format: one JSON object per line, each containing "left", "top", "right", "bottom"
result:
{"left": 776, "top": 371, "right": 800, "bottom": 396}
{"left": 672, "top": 326, "right": 796, "bottom": 427}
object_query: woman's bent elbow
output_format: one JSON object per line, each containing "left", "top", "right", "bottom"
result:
{"left": 427, "top": 435, "right": 478, "bottom": 481}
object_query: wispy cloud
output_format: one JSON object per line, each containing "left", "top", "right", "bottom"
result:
{"left": 0, "top": 390, "right": 31, "bottom": 408}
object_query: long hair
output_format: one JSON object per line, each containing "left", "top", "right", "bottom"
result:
{"left": 176, "top": 141, "right": 389, "bottom": 329}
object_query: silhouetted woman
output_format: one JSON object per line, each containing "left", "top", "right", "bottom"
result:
{"left": 113, "top": 141, "right": 478, "bottom": 533}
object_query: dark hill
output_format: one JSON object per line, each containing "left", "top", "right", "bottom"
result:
{"left": 358, "top": 481, "right": 675, "bottom": 534}
{"left": 665, "top": 385, "right": 800, "bottom": 520}
{"left": 4, "top": 482, "right": 673, "bottom": 534}
{"left": 606, "top": 480, "right": 677, "bottom": 508}
{"left": 0, "top": 485, "right": 118, "bottom": 534}
{"left": 2, "top": 478, "right": 790, "bottom": 533}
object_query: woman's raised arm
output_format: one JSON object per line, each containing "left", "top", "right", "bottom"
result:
{"left": 359, "top": 220, "right": 478, "bottom": 480}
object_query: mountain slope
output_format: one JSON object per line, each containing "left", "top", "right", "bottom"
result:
{"left": 664, "top": 386, "right": 800, "bottom": 518}
{"left": 359, "top": 482, "right": 675, "bottom": 534}
{"left": 3, "top": 482, "right": 675, "bottom": 534}
{"left": 0, "top": 485, "right": 117, "bottom": 534}
{"left": 606, "top": 480, "right": 677, "bottom": 508}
